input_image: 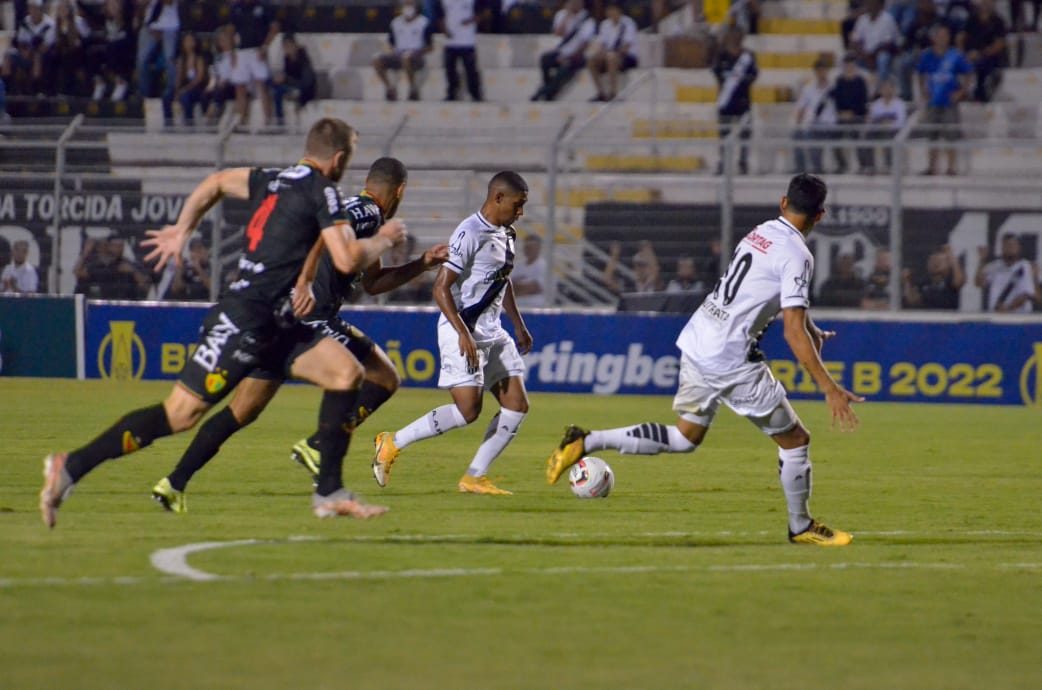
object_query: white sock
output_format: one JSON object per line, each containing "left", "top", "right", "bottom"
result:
{"left": 585, "top": 423, "right": 696, "bottom": 455}
{"left": 778, "top": 445, "right": 813, "bottom": 534}
{"left": 466, "top": 408, "right": 526, "bottom": 477}
{"left": 393, "top": 404, "right": 468, "bottom": 450}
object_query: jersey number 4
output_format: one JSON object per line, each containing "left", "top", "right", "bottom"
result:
{"left": 246, "top": 195, "right": 278, "bottom": 251}
{"left": 713, "top": 251, "right": 753, "bottom": 306}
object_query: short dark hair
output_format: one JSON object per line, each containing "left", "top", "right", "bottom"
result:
{"left": 487, "top": 170, "right": 528, "bottom": 196}
{"left": 786, "top": 173, "right": 828, "bottom": 216}
{"left": 305, "top": 118, "right": 356, "bottom": 160}
{"left": 366, "top": 157, "right": 408, "bottom": 187}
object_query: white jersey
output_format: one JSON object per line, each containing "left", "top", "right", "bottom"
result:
{"left": 440, "top": 211, "right": 516, "bottom": 343}
{"left": 440, "top": 0, "right": 479, "bottom": 48}
{"left": 676, "top": 217, "right": 813, "bottom": 371}
{"left": 982, "top": 258, "right": 1035, "bottom": 312}
{"left": 389, "top": 14, "right": 430, "bottom": 54}
{"left": 595, "top": 15, "right": 639, "bottom": 58}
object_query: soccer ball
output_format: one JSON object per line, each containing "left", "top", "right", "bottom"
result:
{"left": 568, "top": 456, "right": 615, "bottom": 499}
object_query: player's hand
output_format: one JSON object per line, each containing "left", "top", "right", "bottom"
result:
{"left": 378, "top": 219, "right": 408, "bottom": 247}
{"left": 811, "top": 327, "right": 836, "bottom": 354}
{"left": 458, "top": 331, "right": 479, "bottom": 373}
{"left": 515, "top": 326, "right": 533, "bottom": 355}
{"left": 291, "top": 281, "right": 315, "bottom": 318}
{"left": 142, "top": 225, "right": 190, "bottom": 272}
{"left": 422, "top": 243, "right": 450, "bottom": 268}
{"left": 825, "top": 385, "right": 864, "bottom": 432}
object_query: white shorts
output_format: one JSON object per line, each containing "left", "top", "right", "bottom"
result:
{"left": 672, "top": 354, "right": 797, "bottom": 435}
{"left": 231, "top": 49, "right": 271, "bottom": 85}
{"left": 437, "top": 323, "right": 525, "bottom": 390}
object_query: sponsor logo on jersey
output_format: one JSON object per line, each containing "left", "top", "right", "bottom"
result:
{"left": 98, "top": 320, "right": 146, "bottom": 381}
{"left": 699, "top": 301, "right": 731, "bottom": 322}
{"left": 324, "top": 187, "right": 340, "bottom": 216}
{"left": 122, "top": 431, "right": 140, "bottom": 454}
{"left": 192, "top": 313, "right": 241, "bottom": 373}
{"left": 205, "top": 370, "right": 228, "bottom": 395}
{"left": 743, "top": 231, "right": 773, "bottom": 253}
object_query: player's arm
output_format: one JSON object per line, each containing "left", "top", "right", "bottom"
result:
{"left": 361, "top": 242, "right": 449, "bottom": 295}
{"left": 321, "top": 218, "right": 407, "bottom": 275}
{"left": 804, "top": 311, "right": 835, "bottom": 355}
{"left": 142, "top": 167, "right": 252, "bottom": 271}
{"left": 433, "top": 265, "right": 479, "bottom": 370}
{"left": 503, "top": 280, "right": 533, "bottom": 354}
{"left": 783, "top": 306, "right": 863, "bottom": 431}
{"left": 291, "top": 235, "right": 327, "bottom": 316}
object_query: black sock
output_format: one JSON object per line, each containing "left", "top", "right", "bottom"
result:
{"left": 166, "top": 407, "right": 243, "bottom": 492}
{"left": 315, "top": 389, "right": 359, "bottom": 496}
{"left": 65, "top": 403, "right": 173, "bottom": 482}
{"left": 308, "top": 382, "right": 394, "bottom": 449}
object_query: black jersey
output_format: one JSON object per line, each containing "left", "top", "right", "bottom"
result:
{"left": 226, "top": 162, "right": 348, "bottom": 309}
{"left": 309, "top": 192, "right": 385, "bottom": 320}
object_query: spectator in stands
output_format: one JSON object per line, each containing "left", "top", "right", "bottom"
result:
{"left": 962, "top": 0, "right": 1008, "bottom": 103}
{"left": 272, "top": 33, "right": 316, "bottom": 126}
{"left": 604, "top": 240, "right": 662, "bottom": 294}
{"left": 89, "top": 0, "right": 134, "bottom": 101}
{"left": 902, "top": 244, "right": 964, "bottom": 309}
{"left": 712, "top": 25, "right": 757, "bottom": 174}
{"left": 436, "top": 0, "right": 488, "bottom": 102}
{"left": 162, "top": 237, "right": 211, "bottom": 300}
{"left": 793, "top": 56, "right": 837, "bottom": 174}
{"left": 229, "top": 0, "right": 279, "bottom": 127}
{"left": 860, "top": 248, "right": 891, "bottom": 309}
{"left": 849, "top": 0, "right": 899, "bottom": 83}
{"left": 374, "top": 0, "right": 433, "bottom": 102}
{"left": 840, "top": 0, "right": 867, "bottom": 52}
{"left": 3, "top": 0, "right": 55, "bottom": 96}
{"left": 52, "top": 0, "right": 90, "bottom": 97}
{"left": 135, "top": 0, "right": 179, "bottom": 99}
{"left": 726, "top": 0, "right": 762, "bottom": 35}
{"left": 665, "top": 256, "right": 706, "bottom": 293}
{"left": 833, "top": 52, "right": 870, "bottom": 174}
{"left": 916, "top": 23, "right": 972, "bottom": 176}
{"left": 202, "top": 25, "right": 237, "bottom": 125}
{"left": 817, "top": 253, "right": 865, "bottom": 307}
{"left": 162, "top": 32, "right": 207, "bottom": 127}
{"left": 588, "top": 1, "right": 640, "bottom": 102}
{"left": 1, "top": 240, "right": 40, "bottom": 293}
{"left": 530, "top": 0, "right": 594, "bottom": 102}
{"left": 73, "top": 232, "right": 151, "bottom": 300}
{"left": 865, "top": 75, "right": 906, "bottom": 173}
{"left": 893, "top": 0, "right": 936, "bottom": 101}
{"left": 511, "top": 232, "right": 548, "bottom": 307}
{"left": 938, "top": 0, "right": 975, "bottom": 35}
{"left": 975, "top": 234, "right": 1039, "bottom": 312}
{"left": 699, "top": 238, "right": 722, "bottom": 280}
{"left": 1010, "top": 0, "right": 1041, "bottom": 31}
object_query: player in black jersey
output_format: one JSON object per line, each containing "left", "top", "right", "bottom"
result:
{"left": 148, "top": 157, "right": 449, "bottom": 509}
{"left": 39, "top": 118, "right": 407, "bottom": 528}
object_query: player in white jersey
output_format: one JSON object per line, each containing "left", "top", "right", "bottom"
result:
{"left": 546, "top": 174, "right": 863, "bottom": 546}
{"left": 371, "top": 171, "right": 533, "bottom": 494}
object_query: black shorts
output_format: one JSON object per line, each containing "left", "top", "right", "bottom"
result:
{"left": 250, "top": 316, "right": 376, "bottom": 381}
{"left": 177, "top": 298, "right": 278, "bottom": 404}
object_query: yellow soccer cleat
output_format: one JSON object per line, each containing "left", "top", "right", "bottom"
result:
{"left": 290, "top": 438, "right": 320, "bottom": 477}
{"left": 151, "top": 477, "right": 187, "bottom": 514}
{"left": 371, "top": 432, "right": 400, "bottom": 488}
{"left": 788, "top": 519, "right": 853, "bottom": 546}
{"left": 458, "top": 474, "right": 513, "bottom": 495}
{"left": 545, "top": 425, "right": 588, "bottom": 485}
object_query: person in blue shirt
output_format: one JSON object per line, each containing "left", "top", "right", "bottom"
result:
{"left": 916, "top": 23, "right": 972, "bottom": 175}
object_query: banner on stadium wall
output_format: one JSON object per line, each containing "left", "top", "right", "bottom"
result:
{"left": 83, "top": 302, "right": 1042, "bottom": 406}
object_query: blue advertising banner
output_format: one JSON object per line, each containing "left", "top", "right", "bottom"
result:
{"left": 84, "top": 301, "right": 1042, "bottom": 406}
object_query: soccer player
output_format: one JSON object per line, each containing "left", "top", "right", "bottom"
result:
{"left": 371, "top": 171, "right": 532, "bottom": 495}
{"left": 546, "top": 173, "right": 863, "bottom": 546}
{"left": 150, "top": 157, "right": 449, "bottom": 511}
{"left": 39, "top": 118, "right": 407, "bottom": 527}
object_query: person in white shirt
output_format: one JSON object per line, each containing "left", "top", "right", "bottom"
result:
{"left": 437, "top": 0, "right": 488, "bottom": 101}
{"left": 793, "top": 57, "right": 838, "bottom": 174}
{"left": 531, "top": 0, "right": 595, "bottom": 101}
{"left": 510, "top": 233, "right": 547, "bottom": 307}
{"left": 850, "top": 0, "right": 899, "bottom": 82}
{"left": 372, "top": 172, "right": 533, "bottom": 495}
{"left": 547, "top": 174, "right": 862, "bottom": 547}
{"left": 975, "top": 234, "right": 1039, "bottom": 313}
{"left": 374, "top": 0, "right": 433, "bottom": 101}
{"left": 865, "top": 76, "right": 906, "bottom": 173}
{"left": 2, "top": 0, "right": 55, "bottom": 95}
{"left": 1, "top": 240, "right": 40, "bottom": 293}
{"left": 587, "top": 1, "right": 639, "bottom": 102}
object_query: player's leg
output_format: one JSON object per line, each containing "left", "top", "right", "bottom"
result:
{"left": 371, "top": 324, "right": 485, "bottom": 487}
{"left": 152, "top": 376, "right": 283, "bottom": 513}
{"left": 545, "top": 353, "right": 715, "bottom": 484}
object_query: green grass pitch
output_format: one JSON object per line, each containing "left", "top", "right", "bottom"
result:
{"left": 1, "top": 378, "right": 1040, "bottom": 689}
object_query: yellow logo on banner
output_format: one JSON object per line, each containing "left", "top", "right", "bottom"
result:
{"left": 98, "top": 321, "right": 146, "bottom": 381}
{"left": 1019, "top": 343, "right": 1042, "bottom": 406}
